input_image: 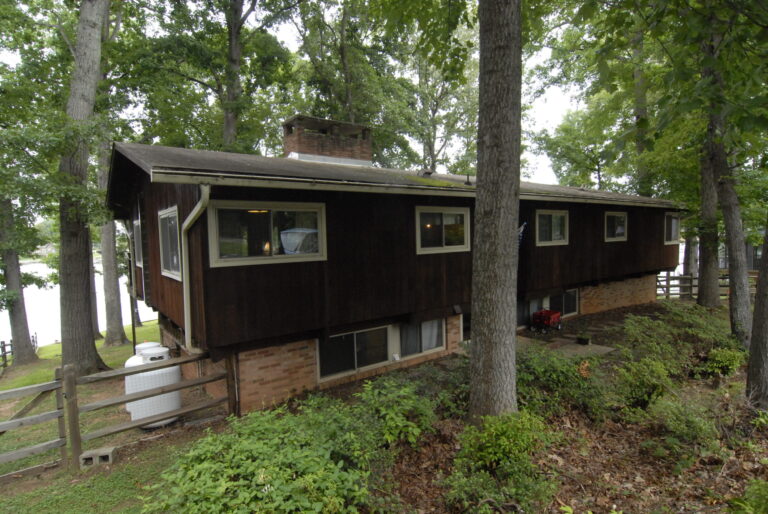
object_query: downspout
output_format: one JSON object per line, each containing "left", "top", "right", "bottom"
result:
{"left": 182, "top": 184, "right": 211, "bottom": 351}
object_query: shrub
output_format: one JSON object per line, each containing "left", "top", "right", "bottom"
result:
{"left": 729, "top": 479, "right": 768, "bottom": 513}
{"left": 621, "top": 315, "right": 691, "bottom": 376}
{"left": 699, "top": 348, "right": 746, "bottom": 377}
{"left": 615, "top": 358, "right": 673, "bottom": 409}
{"left": 444, "top": 411, "right": 554, "bottom": 512}
{"left": 356, "top": 376, "right": 436, "bottom": 446}
{"left": 517, "top": 347, "right": 607, "bottom": 420}
{"left": 142, "top": 409, "right": 369, "bottom": 513}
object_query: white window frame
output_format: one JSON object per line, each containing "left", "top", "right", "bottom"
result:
{"left": 604, "top": 211, "right": 628, "bottom": 242}
{"left": 158, "top": 205, "right": 181, "bottom": 281}
{"left": 535, "top": 209, "right": 569, "bottom": 247}
{"left": 133, "top": 218, "right": 143, "bottom": 267}
{"left": 207, "top": 200, "right": 327, "bottom": 267}
{"left": 415, "top": 206, "right": 471, "bottom": 255}
{"left": 664, "top": 212, "right": 681, "bottom": 245}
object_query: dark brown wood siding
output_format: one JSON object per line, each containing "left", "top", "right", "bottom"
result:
{"left": 201, "top": 187, "right": 473, "bottom": 348}
{"left": 517, "top": 200, "right": 679, "bottom": 298}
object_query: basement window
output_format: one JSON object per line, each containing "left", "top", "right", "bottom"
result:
{"left": 536, "top": 210, "right": 569, "bottom": 246}
{"left": 665, "top": 212, "right": 681, "bottom": 244}
{"left": 416, "top": 206, "right": 470, "bottom": 254}
{"left": 319, "top": 326, "right": 389, "bottom": 378}
{"left": 605, "top": 212, "right": 628, "bottom": 242}
{"left": 400, "top": 319, "right": 444, "bottom": 357}
{"left": 158, "top": 206, "right": 181, "bottom": 280}
{"left": 207, "top": 201, "right": 327, "bottom": 267}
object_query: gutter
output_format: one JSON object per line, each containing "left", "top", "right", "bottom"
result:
{"left": 181, "top": 184, "right": 211, "bottom": 351}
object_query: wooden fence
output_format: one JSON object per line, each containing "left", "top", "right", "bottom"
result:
{"left": 657, "top": 270, "right": 760, "bottom": 300}
{"left": 0, "top": 334, "right": 39, "bottom": 368}
{"left": 0, "top": 352, "right": 230, "bottom": 478}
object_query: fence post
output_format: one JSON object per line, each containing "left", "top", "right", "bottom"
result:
{"left": 62, "top": 364, "right": 82, "bottom": 470}
{"left": 1, "top": 342, "right": 6, "bottom": 368}
{"left": 225, "top": 353, "right": 240, "bottom": 418}
{"left": 54, "top": 367, "right": 68, "bottom": 463}
{"left": 665, "top": 271, "right": 671, "bottom": 299}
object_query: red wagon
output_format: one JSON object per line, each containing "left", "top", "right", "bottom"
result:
{"left": 530, "top": 309, "right": 562, "bottom": 333}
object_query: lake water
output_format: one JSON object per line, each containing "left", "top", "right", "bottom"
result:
{"left": 0, "top": 262, "right": 157, "bottom": 347}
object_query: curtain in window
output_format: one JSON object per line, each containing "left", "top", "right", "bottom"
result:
{"left": 421, "top": 320, "right": 442, "bottom": 351}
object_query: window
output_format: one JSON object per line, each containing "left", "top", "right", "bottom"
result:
{"left": 518, "top": 289, "right": 579, "bottom": 327}
{"left": 536, "top": 210, "right": 568, "bottom": 246}
{"left": 605, "top": 212, "right": 627, "bottom": 242}
{"left": 416, "top": 206, "right": 470, "bottom": 254}
{"left": 665, "top": 212, "right": 681, "bottom": 244}
{"left": 158, "top": 206, "right": 181, "bottom": 280}
{"left": 319, "top": 326, "right": 389, "bottom": 378}
{"left": 400, "top": 319, "right": 444, "bottom": 357}
{"left": 133, "top": 219, "right": 143, "bottom": 267}
{"left": 207, "top": 201, "right": 326, "bottom": 267}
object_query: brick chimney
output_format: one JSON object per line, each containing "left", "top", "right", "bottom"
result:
{"left": 283, "top": 115, "right": 373, "bottom": 166}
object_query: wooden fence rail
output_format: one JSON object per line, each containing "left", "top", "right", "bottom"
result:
{"left": 0, "top": 351, "right": 230, "bottom": 477}
{"left": 657, "top": 271, "right": 759, "bottom": 300}
{"left": 0, "top": 334, "right": 39, "bottom": 368}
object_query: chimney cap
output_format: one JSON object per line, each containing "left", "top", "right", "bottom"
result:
{"left": 283, "top": 115, "right": 370, "bottom": 138}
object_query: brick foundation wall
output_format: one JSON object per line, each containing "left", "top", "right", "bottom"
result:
{"left": 238, "top": 339, "right": 318, "bottom": 412}
{"left": 237, "top": 314, "right": 464, "bottom": 412}
{"left": 579, "top": 274, "right": 658, "bottom": 315}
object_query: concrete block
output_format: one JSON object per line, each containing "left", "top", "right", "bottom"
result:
{"left": 79, "top": 446, "right": 116, "bottom": 469}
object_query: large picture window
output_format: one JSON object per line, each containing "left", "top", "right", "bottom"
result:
{"left": 208, "top": 201, "right": 326, "bottom": 267}
{"left": 536, "top": 210, "right": 569, "bottom": 246}
{"left": 158, "top": 206, "right": 181, "bottom": 280}
{"left": 416, "top": 206, "right": 470, "bottom": 254}
{"left": 605, "top": 212, "right": 627, "bottom": 242}
{"left": 319, "top": 327, "right": 389, "bottom": 378}
{"left": 665, "top": 212, "right": 681, "bottom": 244}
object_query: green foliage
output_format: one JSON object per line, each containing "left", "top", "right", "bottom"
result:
{"left": 615, "top": 358, "right": 673, "bottom": 409}
{"left": 144, "top": 375, "right": 437, "bottom": 512}
{"left": 730, "top": 479, "right": 768, "bottom": 514}
{"left": 517, "top": 347, "right": 607, "bottom": 420}
{"left": 356, "top": 376, "right": 436, "bottom": 446}
{"left": 443, "top": 411, "right": 554, "bottom": 512}
{"left": 751, "top": 410, "right": 768, "bottom": 432}
{"left": 698, "top": 348, "right": 746, "bottom": 377}
{"left": 641, "top": 397, "right": 720, "bottom": 471}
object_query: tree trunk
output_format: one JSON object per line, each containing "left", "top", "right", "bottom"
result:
{"left": 747, "top": 215, "right": 768, "bottom": 409}
{"left": 702, "top": 24, "right": 751, "bottom": 347}
{"left": 0, "top": 199, "right": 38, "bottom": 365}
{"left": 468, "top": 0, "right": 522, "bottom": 419}
{"left": 683, "top": 236, "right": 698, "bottom": 277}
{"left": 58, "top": 0, "right": 110, "bottom": 375}
{"left": 698, "top": 153, "right": 721, "bottom": 307}
{"left": 339, "top": 3, "right": 355, "bottom": 123}
{"left": 90, "top": 252, "right": 102, "bottom": 340}
{"left": 631, "top": 24, "right": 652, "bottom": 197}
{"left": 98, "top": 141, "right": 129, "bottom": 346}
{"left": 223, "top": 0, "right": 244, "bottom": 148}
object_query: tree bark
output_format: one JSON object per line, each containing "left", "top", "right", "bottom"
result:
{"left": 701, "top": 23, "right": 751, "bottom": 347}
{"left": 631, "top": 24, "right": 652, "bottom": 197}
{"left": 747, "top": 215, "right": 768, "bottom": 409}
{"left": 98, "top": 141, "right": 129, "bottom": 346}
{"left": 223, "top": 0, "right": 245, "bottom": 148}
{"left": 58, "top": 0, "right": 110, "bottom": 375}
{"left": 90, "top": 252, "right": 102, "bottom": 340}
{"left": 698, "top": 150, "right": 721, "bottom": 307}
{"left": 0, "top": 199, "right": 38, "bottom": 365}
{"left": 468, "top": 0, "right": 522, "bottom": 419}
{"left": 683, "top": 236, "right": 698, "bottom": 278}
{"left": 339, "top": 2, "right": 355, "bottom": 123}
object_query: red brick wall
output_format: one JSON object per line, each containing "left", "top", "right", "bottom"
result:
{"left": 283, "top": 126, "right": 372, "bottom": 161}
{"left": 237, "top": 315, "right": 464, "bottom": 412}
{"left": 579, "top": 274, "right": 657, "bottom": 315}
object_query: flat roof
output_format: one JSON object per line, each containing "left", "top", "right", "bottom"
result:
{"left": 110, "top": 142, "right": 678, "bottom": 208}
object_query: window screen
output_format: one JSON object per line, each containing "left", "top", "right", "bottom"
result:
{"left": 159, "top": 207, "right": 180, "bottom": 277}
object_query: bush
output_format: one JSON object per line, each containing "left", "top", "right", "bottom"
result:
{"left": 615, "top": 358, "right": 673, "bottom": 409}
{"left": 730, "top": 479, "right": 768, "bottom": 513}
{"left": 641, "top": 397, "right": 720, "bottom": 471}
{"left": 517, "top": 347, "right": 607, "bottom": 420}
{"left": 698, "top": 348, "right": 746, "bottom": 377}
{"left": 142, "top": 409, "right": 369, "bottom": 513}
{"left": 144, "top": 377, "right": 438, "bottom": 512}
{"left": 621, "top": 315, "right": 691, "bottom": 376}
{"left": 444, "top": 411, "right": 554, "bottom": 512}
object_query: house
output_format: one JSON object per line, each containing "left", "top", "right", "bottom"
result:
{"left": 107, "top": 116, "right": 680, "bottom": 412}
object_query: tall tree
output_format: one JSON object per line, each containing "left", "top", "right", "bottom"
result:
{"left": 747, "top": 216, "right": 768, "bottom": 408}
{"left": 468, "top": 0, "right": 522, "bottom": 417}
{"left": 58, "top": 0, "right": 110, "bottom": 374}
